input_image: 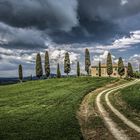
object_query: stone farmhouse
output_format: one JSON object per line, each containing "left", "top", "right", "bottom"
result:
{"left": 90, "top": 64, "right": 127, "bottom": 77}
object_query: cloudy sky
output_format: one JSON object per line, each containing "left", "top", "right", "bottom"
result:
{"left": 0, "top": 0, "right": 140, "bottom": 77}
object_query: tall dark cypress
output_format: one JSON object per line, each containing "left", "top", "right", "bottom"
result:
{"left": 57, "top": 63, "right": 61, "bottom": 78}
{"left": 18, "top": 64, "right": 23, "bottom": 82}
{"left": 77, "top": 61, "right": 80, "bottom": 77}
{"left": 30, "top": 74, "right": 32, "bottom": 81}
{"left": 85, "top": 48, "right": 91, "bottom": 75}
{"left": 64, "top": 52, "right": 71, "bottom": 76}
{"left": 99, "top": 61, "right": 101, "bottom": 77}
{"left": 44, "top": 51, "right": 50, "bottom": 78}
{"left": 127, "top": 62, "right": 133, "bottom": 78}
{"left": 107, "top": 52, "right": 113, "bottom": 77}
{"left": 36, "top": 53, "right": 43, "bottom": 79}
{"left": 118, "top": 57, "right": 125, "bottom": 77}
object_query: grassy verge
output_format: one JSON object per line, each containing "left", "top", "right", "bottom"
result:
{"left": 120, "top": 83, "right": 140, "bottom": 111}
{"left": 101, "top": 84, "right": 140, "bottom": 139}
{"left": 0, "top": 77, "right": 115, "bottom": 140}
{"left": 109, "top": 83, "right": 140, "bottom": 126}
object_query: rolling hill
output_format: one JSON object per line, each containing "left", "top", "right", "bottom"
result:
{"left": 0, "top": 77, "right": 116, "bottom": 140}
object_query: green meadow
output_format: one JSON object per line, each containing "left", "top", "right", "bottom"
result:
{"left": 0, "top": 77, "right": 115, "bottom": 140}
{"left": 120, "top": 83, "right": 140, "bottom": 111}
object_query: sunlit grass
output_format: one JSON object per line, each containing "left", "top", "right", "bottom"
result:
{"left": 0, "top": 77, "right": 115, "bottom": 140}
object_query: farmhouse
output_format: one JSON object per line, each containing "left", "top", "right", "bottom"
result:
{"left": 90, "top": 64, "right": 127, "bottom": 77}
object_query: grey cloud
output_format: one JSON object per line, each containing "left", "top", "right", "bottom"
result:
{"left": 78, "top": 0, "right": 140, "bottom": 21}
{"left": 0, "top": 0, "right": 140, "bottom": 45}
{"left": 0, "top": 22, "right": 46, "bottom": 48}
{"left": 0, "top": 0, "right": 78, "bottom": 31}
{"left": 1, "top": 0, "right": 140, "bottom": 77}
{"left": 47, "top": 0, "right": 140, "bottom": 43}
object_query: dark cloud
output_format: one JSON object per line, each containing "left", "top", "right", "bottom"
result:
{"left": 0, "top": 0, "right": 78, "bottom": 31}
{"left": 1, "top": 0, "right": 140, "bottom": 77}
{"left": 78, "top": 0, "right": 140, "bottom": 21}
{"left": 0, "top": 0, "right": 140, "bottom": 32}
{"left": 0, "top": 0, "right": 139, "bottom": 46}
{"left": 48, "top": 0, "right": 140, "bottom": 43}
{"left": 0, "top": 22, "right": 47, "bottom": 48}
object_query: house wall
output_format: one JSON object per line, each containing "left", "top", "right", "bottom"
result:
{"left": 90, "top": 67, "right": 127, "bottom": 77}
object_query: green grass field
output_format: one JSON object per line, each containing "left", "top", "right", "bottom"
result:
{"left": 109, "top": 82, "right": 140, "bottom": 127}
{"left": 120, "top": 83, "right": 140, "bottom": 111}
{"left": 0, "top": 77, "right": 116, "bottom": 140}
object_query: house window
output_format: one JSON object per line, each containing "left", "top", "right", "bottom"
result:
{"left": 96, "top": 73, "right": 98, "bottom": 76}
{"left": 115, "top": 68, "right": 117, "bottom": 71}
{"left": 96, "top": 68, "right": 98, "bottom": 71}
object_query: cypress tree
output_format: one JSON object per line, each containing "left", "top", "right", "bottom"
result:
{"left": 77, "top": 61, "right": 80, "bottom": 77}
{"left": 36, "top": 53, "right": 43, "bottom": 79}
{"left": 118, "top": 57, "right": 125, "bottom": 77}
{"left": 99, "top": 61, "right": 101, "bottom": 77}
{"left": 107, "top": 52, "right": 113, "bottom": 77}
{"left": 127, "top": 62, "right": 133, "bottom": 78}
{"left": 44, "top": 51, "right": 50, "bottom": 78}
{"left": 57, "top": 63, "right": 61, "bottom": 78}
{"left": 30, "top": 74, "right": 32, "bottom": 81}
{"left": 85, "top": 48, "right": 91, "bottom": 75}
{"left": 18, "top": 64, "right": 23, "bottom": 82}
{"left": 64, "top": 52, "right": 71, "bottom": 76}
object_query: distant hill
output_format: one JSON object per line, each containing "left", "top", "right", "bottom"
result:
{"left": 0, "top": 74, "right": 57, "bottom": 85}
{"left": 0, "top": 77, "right": 19, "bottom": 85}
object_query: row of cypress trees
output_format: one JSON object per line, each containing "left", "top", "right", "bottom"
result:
{"left": 18, "top": 49, "right": 91, "bottom": 81}
{"left": 18, "top": 49, "right": 133, "bottom": 81}
{"left": 35, "top": 49, "right": 91, "bottom": 79}
{"left": 105, "top": 52, "right": 133, "bottom": 78}
{"left": 35, "top": 51, "right": 73, "bottom": 79}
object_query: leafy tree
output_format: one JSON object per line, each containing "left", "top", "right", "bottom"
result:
{"left": 36, "top": 53, "right": 43, "bottom": 79}
{"left": 44, "top": 51, "right": 50, "bottom": 78}
{"left": 18, "top": 64, "right": 23, "bottom": 82}
{"left": 99, "top": 61, "right": 101, "bottom": 77}
{"left": 85, "top": 48, "right": 91, "bottom": 75}
{"left": 77, "top": 61, "right": 80, "bottom": 77}
{"left": 57, "top": 63, "right": 61, "bottom": 78}
{"left": 118, "top": 57, "right": 125, "bottom": 77}
{"left": 64, "top": 52, "right": 71, "bottom": 76}
{"left": 107, "top": 52, "right": 113, "bottom": 77}
{"left": 127, "top": 62, "right": 133, "bottom": 78}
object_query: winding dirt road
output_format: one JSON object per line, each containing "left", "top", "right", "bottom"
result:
{"left": 96, "top": 79, "right": 140, "bottom": 140}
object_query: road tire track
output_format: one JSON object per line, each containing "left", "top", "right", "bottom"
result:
{"left": 105, "top": 80, "right": 140, "bottom": 133}
{"left": 96, "top": 80, "right": 139, "bottom": 140}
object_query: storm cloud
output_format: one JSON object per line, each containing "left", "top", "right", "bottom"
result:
{"left": 0, "top": 0, "right": 140, "bottom": 45}
{"left": 0, "top": 0, "right": 140, "bottom": 32}
{"left": 0, "top": 0, "right": 140, "bottom": 77}
{"left": 0, "top": 0, "right": 78, "bottom": 31}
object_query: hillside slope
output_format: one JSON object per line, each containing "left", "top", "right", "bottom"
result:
{"left": 0, "top": 77, "right": 116, "bottom": 140}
